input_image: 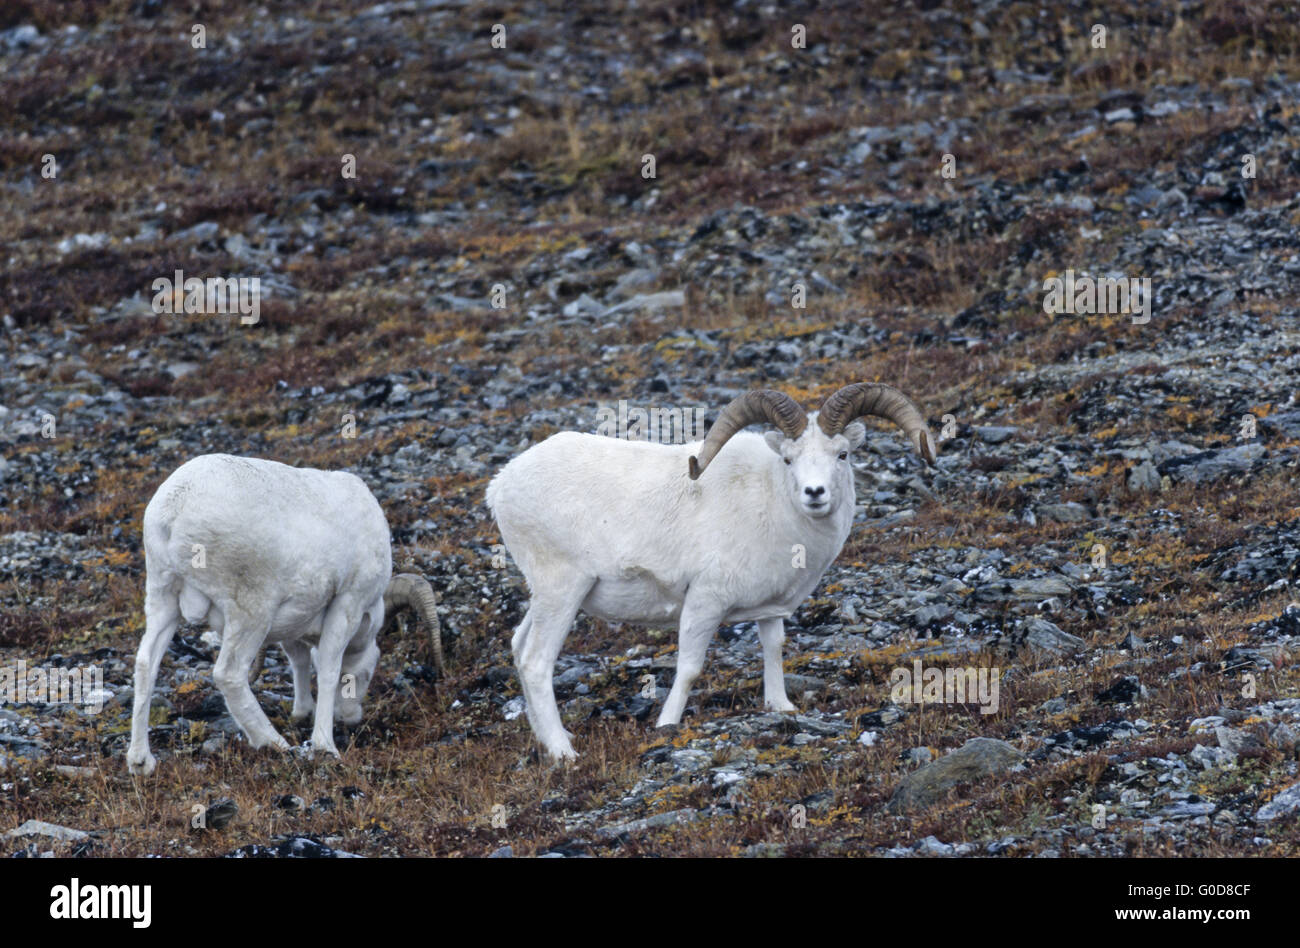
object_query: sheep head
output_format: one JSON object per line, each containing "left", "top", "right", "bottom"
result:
{"left": 688, "top": 384, "right": 935, "bottom": 519}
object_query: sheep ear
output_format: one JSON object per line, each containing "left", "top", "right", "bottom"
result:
{"left": 843, "top": 421, "right": 867, "bottom": 449}
{"left": 763, "top": 430, "right": 785, "bottom": 454}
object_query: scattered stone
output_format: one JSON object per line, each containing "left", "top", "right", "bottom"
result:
{"left": 974, "top": 577, "right": 1074, "bottom": 603}
{"left": 1127, "top": 460, "right": 1162, "bottom": 493}
{"left": 595, "top": 808, "right": 697, "bottom": 840}
{"left": 888, "top": 738, "right": 1023, "bottom": 813}
{"left": 1022, "top": 616, "right": 1086, "bottom": 654}
{"left": 1256, "top": 783, "right": 1300, "bottom": 822}
{"left": 1037, "top": 502, "right": 1089, "bottom": 523}
{"left": 973, "top": 426, "right": 1017, "bottom": 445}
{"left": 1095, "top": 676, "right": 1144, "bottom": 704}
{"left": 204, "top": 798, "right": 239, "bottom": 830}
{"left": 4, "top": 820, "right": 89, "bottom": 842}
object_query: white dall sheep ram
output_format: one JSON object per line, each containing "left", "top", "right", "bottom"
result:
{"left": 127, "top": 454, "right": 443, "bottom": 776}
{"left": 487, "top": 383, "right": 936, "bottom": 759}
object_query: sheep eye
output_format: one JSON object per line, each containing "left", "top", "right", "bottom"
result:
{"left": 783, "top": 458, "right": 791, "bottom": 465}
{"left": 838, "top": 452, "right": 848, "bottom": 461}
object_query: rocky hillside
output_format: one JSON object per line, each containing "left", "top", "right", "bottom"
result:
{"left": 1, "top": 0, "right": 1299, "bottom": 856}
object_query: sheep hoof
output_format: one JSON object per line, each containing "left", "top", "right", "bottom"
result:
{"left": 254, "top": 734, "right": 292, "bottom": 752}
{"left": 300, "top": 738, "right": 341, "bottom": 760}
{"left": 290, "top": 705, "right": 315, "bottom": 724}
{"left": 766, "top": 699, "right": 797, "bottom": 713}
{"left": 127, "top": 750, "right": 157, "bottom": 776}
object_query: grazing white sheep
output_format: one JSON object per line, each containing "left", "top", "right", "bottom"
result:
{"left": 487, "top": 383, "right": 936, "bottom": 759}
{"left": 127, "top": 454, "right": 442, "bottom": 776}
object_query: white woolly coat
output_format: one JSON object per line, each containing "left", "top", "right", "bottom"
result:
{"left": 143, "top": 454, "right": 391, "bottom": 638}
{"left": 486, "top": 431, "right": 855, "bottom": 625}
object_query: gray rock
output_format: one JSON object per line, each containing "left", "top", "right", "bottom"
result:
{"left": 1118, "top": 630, "right": 1145, "bottom": 650}
{"left": 1160, "top": 443, "right": 1265, "bottom": 485}
{"left": 434, "top": 293, "right": 490, "bottom": 312}
{"left": 1191, "top": 743, "right": 1237, "bottom": 770}
{"left": 1255, "top": 782, "right": 1300, "bottom": 822}
{"left": 595, "top": 808, "right": 696, "bottom": 840}
{"left": 173, "top": 220, "right": 220, "bottom": 244}
{"left": 669, "top": 748, "right": 712, "bottom": 772}
{"left": 974, "top": 576, "right": 1074, "bottom": 602}
{"left": 601, "top": 290, "right": 686, "bottom": 318}
{"left": 561, "top": 294, "right": 604, "bottom": 318}
{"left": 974, "top": 426, "right": 1017, "bottom": 444}
{"left": 1022, "top": 616, "right": 1086, "bottom": 654}
{"left": 914, "top": 835, "right": 954, "bottom": 855}
{"left": 1126, "top": 460, "right": 1162, "bottom": 493}
{"left": 607, "top": 268, "right": 660, "bottom": 300}
{"left": 1216, "top": 726, "right": 1264, "bottom": 756}
{"left": 4, "top": 819, "right": 89, "bottom": 842}
{"left": 224, "top": 233, "right": 256, "bottom": 261}
{"left": 1268, "top": 722, "right": 1297, "bottom": 755}
{"left": 902, "top": 747, "right": 933, "bottom": 765}
{"left": 1037, "top": 502, "right": 1089, "bottom": 523}
{"left": 782, "top": 674, "right": 823, "bottom": 698}
{"left": 847, "top": 141, "right": 874, "bottom": 163}
{"left": 913, "top": 603, "right": 954, "bottom": 627}
{"left": 204, "top": 798, "right": 238, "bottom": 830}
{"left": 888, "top": 738, "right": 1024, "bottom": 813}
{"left": 1162, "top": 801, "right": 1216, "bottom": 819}
{"left": 1, "top": 25, "right": 42, "bottom": 50}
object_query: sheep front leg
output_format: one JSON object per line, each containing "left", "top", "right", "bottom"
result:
{"left": 213, "top": 619, "right": 290, "bottom": 752}
{"left": 757, "top": 618, "right": 796, "bottom": 712}
{"left": 281, "top": 639, "right": 316, "bottom": 723}
{"left": 657, "top": 597, "right": 723, "bottom": 727}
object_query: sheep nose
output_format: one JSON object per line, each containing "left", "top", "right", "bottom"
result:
{"left": 804, "top": 485, "right": 826, "bottom": 498}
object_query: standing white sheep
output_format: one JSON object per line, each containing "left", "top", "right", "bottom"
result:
{"left": 127, "top": 454, "right": 443, "bottom": 776}
{"left": 487, "top": 383, "right": 936, "bottom": 760}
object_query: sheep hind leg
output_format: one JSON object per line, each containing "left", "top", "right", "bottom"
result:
{"left": 282, "top": 639, "right": 316, "bottom": 723}
{"left": 516, "top": 580, "right": 592, "bottom": 761}
{"left": 127, "top": 583, "right": 181, "bottom": 776}
{"left": 213, "top": 616, "right": 290, "bottom": 753}
{"left": 656, "top": 597, "right": 724, "bottom": 728}
{"left": 757, "top": 618, "right": 796, "bottom": 712}
{"left": 307, "top": 598, "right": 357, "bottom": 758}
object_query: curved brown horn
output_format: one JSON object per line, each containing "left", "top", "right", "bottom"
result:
{"left": 688, "top": 389, "right": 807, "bottom": 480}
{"left": 817, "top": 383, "right": 936, "bottom": 464}
{"left": 383, "top": 573, "right": 445, "bottom": 675}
